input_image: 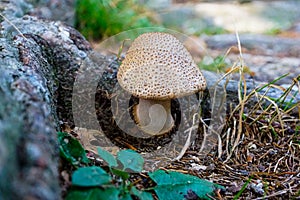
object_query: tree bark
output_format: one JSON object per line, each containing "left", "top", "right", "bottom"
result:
{"left": 0, "top": 0, "right": 91, "bottom": 199}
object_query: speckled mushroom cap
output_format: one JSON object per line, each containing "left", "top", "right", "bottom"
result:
{"left": 117, "top": 32, "right": 206, "bottom": 100}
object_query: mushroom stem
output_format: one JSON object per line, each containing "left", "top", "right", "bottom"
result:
{"left": 134, "top": 99, "right": 174, "bottom": 135}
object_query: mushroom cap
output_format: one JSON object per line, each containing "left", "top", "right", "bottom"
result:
{"left": 117, "top": 32, "right": 206, "bottom": 100}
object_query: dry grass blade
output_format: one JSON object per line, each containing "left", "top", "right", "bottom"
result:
{"left": 208, "top": 29, "right": 300, "bottom": 199}
{"left": 174, "top": 113, "right": 198, "bottom": 161}
{"left": 224, "top": 117, "right": 237, "bottom": 162}
{"left": 257, "top": 95, "right": 285, "bottom": 134}
{"left": 224, "top": 31, "right": 247, "bottom": 162}
{"left": 0, "top": 13, "right": 26, "bottom": 39}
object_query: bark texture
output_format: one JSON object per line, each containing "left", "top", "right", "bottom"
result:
{"left": 0, "top": 0, "right": 91, "bottom": 199}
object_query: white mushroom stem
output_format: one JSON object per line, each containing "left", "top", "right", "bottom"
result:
{"left": 134, "top": 99, "right": 174, "bottom": 135}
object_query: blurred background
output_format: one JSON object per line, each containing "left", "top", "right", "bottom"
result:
{"left": 31, "top": 0, "right": 300, "bottom": 83}
{"left": 69, "top": 0, "right": 300, "bottom": 83}
{"left": 73, "top": 0, "right": 300, "bottom": 41}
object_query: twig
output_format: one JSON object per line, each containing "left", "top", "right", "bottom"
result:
{"left": 252, "top": 190, "right": 288, "bottom": 200}
{"left": 273, "top": 156, "right": 285, "bottom": 173}
{"left": 225, "top": 118, "right": 237, "bottom": 162}
{"left": 226, "top": 30, "right": 247, "bottom": 161}
{"left": 174, "top": 113, "right": 198, "bottom": 161}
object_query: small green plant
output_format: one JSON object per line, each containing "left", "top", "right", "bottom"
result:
{"left": 233, "top": 176, "right": 253, "bottom": 200}
{"left": 66, "top": 147, "right": 152, "bottom": 200}
{"left": 58, "top": 132, "right": 225, "bottom": 199}
{"left": 198, "top": 55, "right": 229, "bottom": 72}
{"left": 194, "top": 26, "right": 227, "bottom": 36}
{"left": 265, "top": 27, "right": 282, "bottom": 35}
{"left": 58, "top": 132, "right": 90, "bottom": 165}
{"left": 75, "top": 0, "right": 157, "bottom": 41}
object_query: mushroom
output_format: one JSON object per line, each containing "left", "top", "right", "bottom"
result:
{"left": 117, "top": 32, "right": 206, "bottom": 136}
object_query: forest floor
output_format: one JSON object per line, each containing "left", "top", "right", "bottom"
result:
{"left": 60, "top": 1, "right": 300, "bottom": 199}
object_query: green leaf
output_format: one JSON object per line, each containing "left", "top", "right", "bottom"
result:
{"left": 131, "top": 186, "right": 153, "bottom": 200}
{"left": 65, "top": 187, "right": 120, "bottom": 200}
{"left": 57, "top": 132, "right": 89, "bottom": 165}
{"left": 97, "top": 147, "right": 118, "bottom": 168}
{"left": 117, "top": 149, "right": 144, "bottom": 172}
{"left": 119, "top": 193, "right": 133, "bottom": 200}
{"left": 111, "top": 168, "right": 130, "bottom": 180}
{"left": 149, "top": 170, "right": 225, "bottom": 200}
{"left": 72, "top": 166, "right": 111, "bottom": 187}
